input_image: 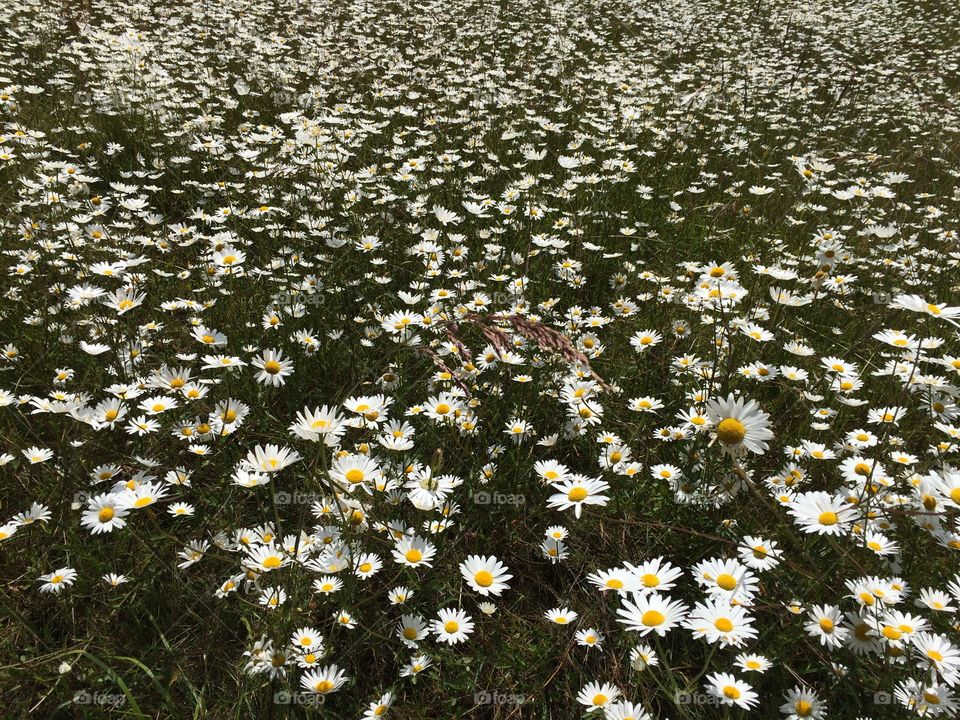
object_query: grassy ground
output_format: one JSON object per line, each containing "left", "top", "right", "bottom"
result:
{"left": 1, "top": 0, "right": 960, "bottom": 717}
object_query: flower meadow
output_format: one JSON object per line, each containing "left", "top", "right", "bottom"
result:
{"left": 2, "top": 0, "right": 960, "bottom": 717}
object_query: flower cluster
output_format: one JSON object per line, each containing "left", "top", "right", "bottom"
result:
{"left": 2, "top": 0, "right": 960, "bottom": 716}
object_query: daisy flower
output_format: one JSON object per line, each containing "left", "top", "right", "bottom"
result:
{"left": 39, "top": 567, "right": 78, "bottom": 594}
{"left": 780, "top": 686, "right": 826, "bottom": 720}
{"left": 80, "top": 493, "right": 128, "bottom": 534}
{"left": 252, "top": 349, "right": 294, "bottom": 386}
{"left": 789, "top": 491, "right": 855, "bottom": 536}
{"left": 617, "top": 593, "right": 688, "bottom": 636}
{"left": 433, "top": 607, "right": 474, "bottom": 645}
{"left": 459, "top": 555, "right": 513, "bottom": 596}
{"left": 545, "top": 607, "right": 578, "bottom": 625}
{"left": 392, "top": 535, "right": 437, "bottom": 568}
{"left": 804, "top": 605, "right": 849, "bottom": 648}
{"left": 705, "top": 393, "right": 774, "bottom": 454}
{"left": 575, "top": 628, "right": 604, "bottom": 649}
{"left": 629, "top": 644, "right": 658, "bottom": 671}
{"left": 625, "top": 558, "right": 684, "bottom": 595}
{"left": 300, "top": 664, "right": 348, "bottom": 695}
{"left": 705, "top": 672, "right": 758, "bottom": 710}
{"left": 546, "top": 475, "right": 610, "bottom": 518}
{"left": 398, "top": 614, "right": 429, "bottom": 647}
{"left": 685, "top": 598, "right": 758, "bottom": 647}
{"left": 576, "top": 681, "right": 620, "bottom": 711}
{"left": 736, "top": 653, "right": 772, "bottom": 673}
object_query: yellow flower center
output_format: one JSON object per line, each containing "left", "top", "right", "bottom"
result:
{"left": 714, "top": 617, "right": 734, "bottom": 632}
{"left": 474, "top": 570, "right": 494, "bottom": 587}
{"left": 641, "top": 610, "right": 665, "bottom": 626}
{"left": 641, "top": 573, "right": 659, "bottom": 587}
{"left": 568, "top": 487, "right": 588, "bottom": 502}
{"left": 882, "top": 625, "right": 902, "bottom": 640}
{"left": 716, "top": 418, "right": 746, "bottom": 445}
{"left": 716, "top": 573, "right": 738, "bottom": 590}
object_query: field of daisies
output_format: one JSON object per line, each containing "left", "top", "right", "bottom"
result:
{"left": 2, "top": 0, "right": 960, "bottom": 717}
